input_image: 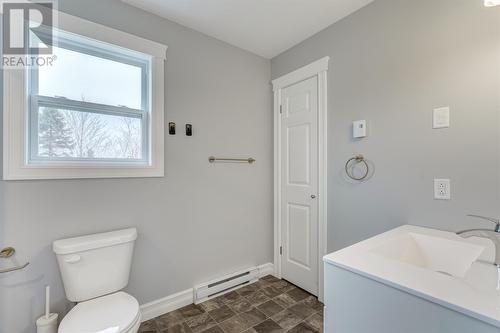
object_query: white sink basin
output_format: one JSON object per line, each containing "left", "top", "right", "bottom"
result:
{"left": 369, "top": 232, "right": 484, "bottom": 278}
{"left": 323, "top": 225, "right": 500, "bottom": 328}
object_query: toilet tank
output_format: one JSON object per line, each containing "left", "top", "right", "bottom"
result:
{"left": 53, "top": 228, "right": 137, "bottom": 302}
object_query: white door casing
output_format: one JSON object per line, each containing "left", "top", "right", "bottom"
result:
{"left": 280, "top": 76, "right": 319, "bottom": 295}
{"left": 272, "top": 57, "right": 329, "bottom": 301}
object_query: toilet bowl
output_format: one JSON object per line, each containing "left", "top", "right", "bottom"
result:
{"left": 58, "top": 292, "right": 141, "bottom": 333}
{"left": 53, "top": 228, "right": 140, "bottom": 333}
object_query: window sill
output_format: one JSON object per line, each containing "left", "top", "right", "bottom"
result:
{"left": 2, "top": 163, "right": 164, "bottom": 180}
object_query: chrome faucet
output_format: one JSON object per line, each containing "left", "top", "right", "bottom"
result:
{"left": 457, "top": 215, "right": 500, "bottom": 267}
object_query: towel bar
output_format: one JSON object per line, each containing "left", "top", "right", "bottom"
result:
{"left": 0, "top": 262, "right": 29, "bottom": 274}
{"left": 208, "top": 156, "right": 256, "bottom": 164}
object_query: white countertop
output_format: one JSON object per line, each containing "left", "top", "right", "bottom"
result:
{"left": 323, "top": 225, "right": 500, "bottom": 328}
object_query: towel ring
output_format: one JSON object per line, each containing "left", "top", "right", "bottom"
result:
{"left": 345, "top": 154, "right": 369, "bottom": 181}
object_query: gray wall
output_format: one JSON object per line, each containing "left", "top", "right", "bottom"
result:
{"left": 2, "top": 0, "right": 500, "bottom": 331}
{"left": 272, "top": 0, "right": 500, "bottom": 252}
{"left": 0, "top": 1, "right": 272, "bottom": 332}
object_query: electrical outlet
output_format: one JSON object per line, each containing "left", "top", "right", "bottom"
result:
{"left": 434, "top": 179, "right": 451, "bottom": 200}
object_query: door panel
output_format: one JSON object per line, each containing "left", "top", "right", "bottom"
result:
{"left": 287, "top": 203, "right": 311, "bottom": 268}
{"left": 287, "top": 124, "right": 310, "bottom": 185}
{"left": 280, "top": 76, "right": 319, "bottom": 295}
{"left": 286, "top": 92, "right": 311, "bottom": 116}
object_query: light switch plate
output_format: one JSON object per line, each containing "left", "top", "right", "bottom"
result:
{"left": 434, "top": 179, "right": 451, "bottom": 200}
{"left": 433, "top": 107, "right": 450, "bottom": 129}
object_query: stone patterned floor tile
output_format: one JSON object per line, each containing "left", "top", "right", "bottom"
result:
{"left": 179, "top": 304, "right": 206, "bottom": 319}
{"left": 301, "top": 297, "right": 324, "bottom": 313}
{"left": 228, "top": 297, "right": 255, "bottom": 313}
{"left": 245, "top": 290, "right": 270, "bottom": 306}
{"left": 269, "top": 280, "right": 295, "bottom": 293}
{"left": 256, "top": 300, "right": 284, "bottom": 317}
{"left": 209, "top": 304, "right": 236, "bottom": 323}
{"left": 252, "top": 319, "right": 285, "bottom": 333}
{"left": 199, "top": 326, "right": 225, "bottom": 333}
{"left": 201, "top": 298, "right": 226, "bottom": 312}
{"left": 303, "top": 313, "right": 323, "bottom": 333}
{"left": 160, "top": 322, "right": 193, "bottom": 333}
{"left": 157, "top": 310, "right": 186, "bottom": 329}
{"left": 185, "top": 313, "right": 217, "bottom": 333}
{"left": 261, "top": 285, "right": 283, "bottom": 299}
{"left": 260, "top": 275, "right": 281, "bottom": 283}
{"left": 220, "top": 290, "right": 243, "bottom": 304}
{"left": 242, "top": 329, "right": 258, "bottom": 333}
{"left": 272, "top": 293, "right": 297, "bottom": 309}
{"left": 287, "top": 303, "right": 317, "bottom": 320}
{"left": 285, "top": 288, "right": 310, "bottom": 302}
{"left": 271, "top": 309, "right": 304, "bottom": 330}
{"left": 287, "top": 322, "right": 319, "bottom": 333}
{"left": 253, "top": 280, "right": 272, "bottom": 289}
{"left": 237, "top": 283, "right": 259, "bottom": 297}
{"left": 139, "top": 320, "right": 160, "bottom": 333}
{"left": 219, "top": 315, "right": 252, "bottom": 333}
{"left": 238, "top": 308, "right": 267, "bottom": 327}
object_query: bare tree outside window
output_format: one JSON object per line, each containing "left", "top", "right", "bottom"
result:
{"left": 116, "top": 117, "right": 142, "bottom": 159}
{"left": 64, "top": 109, "right": 111, "bottom": 159}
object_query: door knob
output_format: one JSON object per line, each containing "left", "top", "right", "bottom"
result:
{"left": 311, "top": 195, "right": 316, "bottom": 199}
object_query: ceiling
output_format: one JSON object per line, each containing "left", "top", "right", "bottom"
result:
{"left": 121, "top": 0, "right": 374, "bottom": 59}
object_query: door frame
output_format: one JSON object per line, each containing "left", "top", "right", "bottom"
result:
{"left": 272, "top": 57, "right": 329, "bottom": 302}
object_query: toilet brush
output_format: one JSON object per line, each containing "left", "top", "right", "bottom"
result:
{"left": 36, "top": 286, "right": 58, "bottom": 333}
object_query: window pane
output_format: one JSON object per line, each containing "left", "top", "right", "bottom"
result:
{"left": 38, "top": 46, "right": 143, "bottom": 109}
{"left": 36, "top": 107, "right": 143, "bottom": 160}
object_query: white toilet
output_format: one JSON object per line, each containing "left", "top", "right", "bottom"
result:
{"left": 53, "top": 228, "right": 141, "bottom": 333}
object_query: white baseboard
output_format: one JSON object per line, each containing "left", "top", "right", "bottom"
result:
{"left": 140, "top": 288, "right": 193, "bottom": 322}
{"left": 258, "top": 262, "right": 275, "bottom": 277}
{"left": 140, "top": 262, "right": 275, "bottom": 322}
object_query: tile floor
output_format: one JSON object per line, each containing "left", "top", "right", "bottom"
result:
{"left": 139, "top": 275, "right": 324, "bottom": 333}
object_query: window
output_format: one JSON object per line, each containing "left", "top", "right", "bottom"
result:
{"left": 3, "top": 11, "right": 166, "bottom": 180}
{"left": 30, "top": 32, "right": 150, "bottom": 164}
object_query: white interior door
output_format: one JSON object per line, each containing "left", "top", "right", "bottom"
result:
{"left": 280, "top": 76, "right": 319, "bottom": 295}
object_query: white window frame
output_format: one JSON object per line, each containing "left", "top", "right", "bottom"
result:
{"left": 3, "top": 10, "right": 167, "bottom": 180}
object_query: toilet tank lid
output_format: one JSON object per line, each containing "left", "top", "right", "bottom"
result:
{"left": 53, "top": 228, "right": 137, "bottom": 255}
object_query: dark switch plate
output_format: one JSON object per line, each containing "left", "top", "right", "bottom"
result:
{"left": 169, "top": 122, "right": 176, "bottom": 135}
{"left": 186, "top": 124, "right": 193, "bottom": 136}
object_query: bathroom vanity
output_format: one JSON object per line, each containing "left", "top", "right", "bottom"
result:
{"left": 323, "top": 225, "right": 500, "bottom": 333}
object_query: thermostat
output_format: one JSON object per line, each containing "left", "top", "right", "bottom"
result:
{"left": 353, "top": 120, "right": 367, "bottom": 138}
{"left": 433, "top": 107, "right": 450, "bottom": 129}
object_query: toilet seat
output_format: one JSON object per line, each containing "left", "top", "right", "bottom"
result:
{"left": 59, "top": 291, "right": 141, "bottom": 333}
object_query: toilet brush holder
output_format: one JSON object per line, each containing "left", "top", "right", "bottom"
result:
{"left": 36, "top": 313, "right": 58, "bottom": 333}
